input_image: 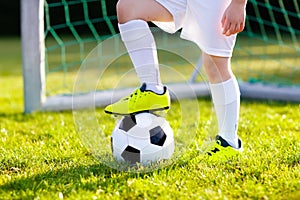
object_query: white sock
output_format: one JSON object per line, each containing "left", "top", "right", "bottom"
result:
{"left": 118, "top": 20, "right": 164, "bottom": 94}
{"left": 210, "top": 77, "right": 240, "bottom": 148}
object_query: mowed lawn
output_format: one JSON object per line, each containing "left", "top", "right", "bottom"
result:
{"left": 0, "top": 38, "right": 300, "bottom": 199}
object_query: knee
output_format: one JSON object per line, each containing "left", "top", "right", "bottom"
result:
{"left": 202, "top": 53, "right": 232, "bottom": 83}
{"left": 116, "top": 0, "right": 136, "bottom": 23}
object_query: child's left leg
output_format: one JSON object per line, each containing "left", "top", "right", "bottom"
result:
{"left": 203, "top": 53, "right": 241, "bottom": 150}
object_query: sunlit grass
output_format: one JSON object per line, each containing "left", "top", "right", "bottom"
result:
{"left": 0, "top": 37, "right": 299, "bottom": 199}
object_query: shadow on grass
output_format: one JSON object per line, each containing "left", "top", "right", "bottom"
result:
{"left": 0, "top": 157, "right": 188, "bottom": 196}
{"left": 0, "top": 163, "right": 128, "bottom": 194}
{"left": 0, "top": 112, "right": 29, "bottom": 121}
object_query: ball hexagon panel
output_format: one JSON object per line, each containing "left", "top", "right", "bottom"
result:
{"left": 112, "top": 145, "right": 127, "bottom": 162}
{"left": 127, "top": 125, "right": 152, "bottom": 139}
{"left": 111, "top": 128, "right": 129, "bottom": 151}
{"left": 121, "top": 145, "right": 141, "bottom": 164}
{"left": 149, "top": 126, "right": 167, "bottom": 146}
{"left": 127, "top": 133, "right": 150, "bottom": 150}
{"left": 162, "top": 141, "right": 175, "bottom": 159}
{"left": 141, "top": 144, "right": 163, "bottom": 164}
{"left": 119, "top": 116, "right": 136, "bottom": 132}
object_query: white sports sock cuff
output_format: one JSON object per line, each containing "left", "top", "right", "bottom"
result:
{"left": 210, "top": 78, "right": 240, "bottom": 105}
{"left": 118, "top": 20, "right": 151, "bottom": 42}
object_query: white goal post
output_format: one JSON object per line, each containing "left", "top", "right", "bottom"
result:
{"left": 21, "top": 0, "right": 46, "bottom": 113}
{"left": 21, "top": 0, "right": 300, "bottom": 113}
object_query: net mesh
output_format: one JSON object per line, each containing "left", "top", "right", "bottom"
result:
{"left": 44, "top": 0, "right": 300, "bottom": 96}
{"left": 44, "top": 0, "right": 118, "bottom": 95}
{"left": 233, "top": 0, "right": 300, "bottom": 86}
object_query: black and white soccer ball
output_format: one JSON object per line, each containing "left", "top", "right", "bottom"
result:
{"left": 111, "top": 113, "right": 175, "bottom": 166}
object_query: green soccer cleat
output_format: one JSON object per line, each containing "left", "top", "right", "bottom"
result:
{"left": 205, "top": 135, "right": 243, "bottom": 161}
{"left": 104, "top": 83, "right": 171, "bottom": 115}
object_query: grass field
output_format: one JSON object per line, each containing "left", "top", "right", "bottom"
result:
{"left": 0, "top": 37, "right": 300, "bottom": 199}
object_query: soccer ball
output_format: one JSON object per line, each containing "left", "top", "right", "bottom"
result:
{"left": 111, "top": 112, "right": 175, "bottom": 166}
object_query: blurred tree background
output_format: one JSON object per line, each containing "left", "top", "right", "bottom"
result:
{"left": 0, "top": 0, "right": 20, "bottom": 36}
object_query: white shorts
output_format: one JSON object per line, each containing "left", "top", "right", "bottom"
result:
{"left": 153, "top": 0, "right": 237, "bottom": 57}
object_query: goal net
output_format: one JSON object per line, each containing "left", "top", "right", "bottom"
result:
{"left": 21, "top": 0, "right": 300, "bottom": 113}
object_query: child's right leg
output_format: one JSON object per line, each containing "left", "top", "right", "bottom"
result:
{"left": 104, "top": 0, "right": 173, "bottom": 115}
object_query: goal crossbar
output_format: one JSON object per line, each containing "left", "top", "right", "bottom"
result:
{"left": 41, "top": 82, "right": 300, "bottom": 111}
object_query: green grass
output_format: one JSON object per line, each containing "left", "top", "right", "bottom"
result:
{"left": 1, "top": 37, "right": 300, "bottom": 199}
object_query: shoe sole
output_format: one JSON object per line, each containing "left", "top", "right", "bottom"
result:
{"left": 104, "top": 106, "right": 170, "bottom": 116}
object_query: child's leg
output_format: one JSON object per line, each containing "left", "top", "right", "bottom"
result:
{"left": 117, "top": 0, "right": 173, "bottom": 94}
{"left": 118, "top": 20, "right": 163, "bottom": 93}
{"left": 104, "top": 0, "right": 175, "bottom": 115}
{"left": 203, "top": 53, "right": 240, "bottom": 148}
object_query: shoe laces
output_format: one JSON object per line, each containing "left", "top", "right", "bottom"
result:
{"left": 122, "top": 84, "right": 152, "bottom": 104}
{"left": 128, "top": 88, "right": 149, "bottom": 104}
